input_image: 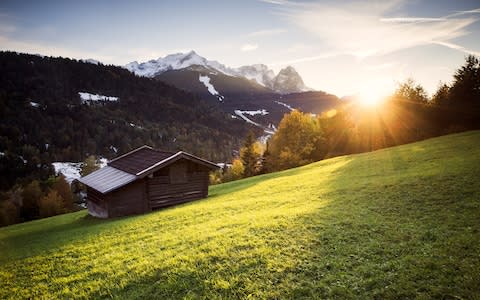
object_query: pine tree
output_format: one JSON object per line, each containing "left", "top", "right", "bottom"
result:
{"left": 240, "top": 131, "right": 260, "bottom": 177}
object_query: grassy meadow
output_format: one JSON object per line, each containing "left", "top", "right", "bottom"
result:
{"left": 1, "top": 131, "right": 479, "bottom": 299}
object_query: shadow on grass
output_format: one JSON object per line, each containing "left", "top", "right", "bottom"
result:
{"left": 100, "top": 135, "right": 480, "bottom": 299}
{"left": 0, "top": 212, "right": 142, "bottom": 262}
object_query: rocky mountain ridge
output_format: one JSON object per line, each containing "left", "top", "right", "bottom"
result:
{"left": 125, "top": 50, "right": 310, "bottom": 93}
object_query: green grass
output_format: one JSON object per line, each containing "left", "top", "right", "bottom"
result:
{"left": 1, "top": 131, "right": 480, "bottom": 299}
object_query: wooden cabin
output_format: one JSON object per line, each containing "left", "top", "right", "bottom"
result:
{"left": 78, "top": 146, "right": 219, "bottom": 218}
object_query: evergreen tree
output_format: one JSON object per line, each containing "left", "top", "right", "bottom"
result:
{"left": 450, "top": 55, "right": 480, "bottom": 106}
{"left": 394, "top": 78, "right": 429, "bottom": 103}
{"left": 432, "top": 83, "right": 450, "bottom": 106}
{"left": 240, "top": 131, "right": 261, "bottom": 177}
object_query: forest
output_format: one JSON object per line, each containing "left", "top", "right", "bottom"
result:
{"left": 215, "top": 55, "right": 480, "bottom": 182}
{"left": 0, "top": 51, "right": 251, "bottom": 190}
{"left": 1, "top": 54, "right": 479, "bottom": 226}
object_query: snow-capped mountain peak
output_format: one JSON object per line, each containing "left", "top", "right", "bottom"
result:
{"left": 125, "top": 50, "right": 235, "bottom": 78}
{"left": 125, "top": 51, "right": 311, "bottom": 93}
{"left": 235, "top": 64, "right": 275, "bottom": 88}
{"left": 273, "top": 66, "right": 310, "bottom": 94}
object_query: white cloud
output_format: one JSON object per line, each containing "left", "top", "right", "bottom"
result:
{"left": 246, "top": 28, "right": 287, "bottom": 37}
{"left": 0, "top": 35, "right": 114, "bottom": 63}
{"left": 432, "top": 41, "right": 480, "bottom": 57}
{"left": 284, "top": 1, "right": 480, "bottom": 58}
{"left": 268, "top": 52, "right": 340, "bottom": 66}
{"left": 259, "top": 0, "right": 291, "bottom": 5}
{"left": 364, "top": 62, "right": 396, "bottom": 71}
{"left": 449, "top": 8, "right": 480, "bottom": 17}
{"left": 241, "top": 44, "right": 258, "bottom": 52}
{"left": 380, "top": 17, "right": 447, "bottom": 23}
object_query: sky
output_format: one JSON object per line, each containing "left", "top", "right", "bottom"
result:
{"left": 1, "top": 0, "right": 480, "bottom": 97}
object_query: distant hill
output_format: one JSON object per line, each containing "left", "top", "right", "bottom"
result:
{"left": 0, "top": 51, "right": 343, "bottom": 190}
{"left": 0, "top": 51, "right": 253, "bottom": 190}
{"left": 1, "top": 131, "right": 479, "bottom": 298}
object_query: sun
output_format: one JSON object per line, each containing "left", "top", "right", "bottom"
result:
{"left": 358, "top": 90, "right": 385, "bottom": 107}
{"left": 357, "top": 83, "right": 391, "bottom": 108}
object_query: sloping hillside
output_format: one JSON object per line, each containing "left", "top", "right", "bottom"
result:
{"left": 1, "top": 131, "right": 479, "bottom": 299}
{"left": 0, "top": 51, "right": 251, "bottom": 189}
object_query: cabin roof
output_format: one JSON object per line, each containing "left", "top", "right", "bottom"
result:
{"left": 78, "top": 145, "right": 219, "bottom": 194}
{"left": 78, "top": 166, "right": 137, "bottom": 194}
{"left": 108, "top": 146, "right": 174, "bottom": 175}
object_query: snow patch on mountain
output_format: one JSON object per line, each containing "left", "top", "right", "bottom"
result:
{"left": 30, "top": 101, "right": 40, "bottom": 108}
{"left": 52, "top": 157, "right": 108, "bottom": 184}
{"left": 239, "top": 109, "right": 269, "bottom": 116}
{"left": 275, "top": 100, "right": 294, "bottom": 111}
{"left": 52, "top": 162, "right": 83, "bottom": 184}
{"left": 110, "top": 145, "right": 118, "bottom": 153}
{"left": 98, "top": 157, "right": 108, "bottom": 168}
{"left": 199, "top": 75, "right": 224, "bottom": 101}
{"left": 79, "top": 92, "right": 118, "bottom": 104}
{"left": 234, "top": 110, "right": 262, "bottom": 127}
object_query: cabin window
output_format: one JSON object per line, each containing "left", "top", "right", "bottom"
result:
{"left": 169, "top": 162, "right": 187, "bottom": 184}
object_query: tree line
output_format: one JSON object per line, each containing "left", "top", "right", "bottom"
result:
{"left": 0, "top": 51, "right": 249, "bottom": 191}
{"left": 212, "top": 55, "right": 480, "bottom": 181}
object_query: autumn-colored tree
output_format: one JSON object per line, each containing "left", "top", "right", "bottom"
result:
{"left": 221, "top": 158, "right": 245, "bottom": 182}
{"left": 240, "top": 131, "right": 263, "bottom": 177}
{"left": 21, "top": 180, "right": 42, "bottom": 220}
{"left": 52, "top": 175, "right": 74, "bottom": 211}
{"left": 268, "top": 110, "right": 325, "bottom": 171}
{"left": 0, "top": 200, "right": 18, "bottom": 226}
{"left": 38, "top": 190, "right": 65, "bottom": 218}
{"left": 318, "top": 108, "right": 356, "bottom": 157}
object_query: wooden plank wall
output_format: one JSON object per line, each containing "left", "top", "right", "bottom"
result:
{"left": 107, "top": 180, "right": 147, "bottom": 217}
{"left": 147, "top": 172, "right": 208, "bottom": 209}
{"left": 86, "top": 187, "right": 108, "bottom": 218}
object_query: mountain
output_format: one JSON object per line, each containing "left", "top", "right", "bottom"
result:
{"left": 273, "top": 66, "right": 309, "bottom": 94}
{"left": 125, "top": 51, "right": 333, "bottom": 132}
{"left": 235, "top": 64, "right": 275, "bottom": 88}
{"left": 125, "top": 51, "right": 310, "bottom": 94}
{"left": 0, "top": 51, "right": 253, "bottom": 190}
{"left": 125, "top": 50, "right": 236, "bottom": 78}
